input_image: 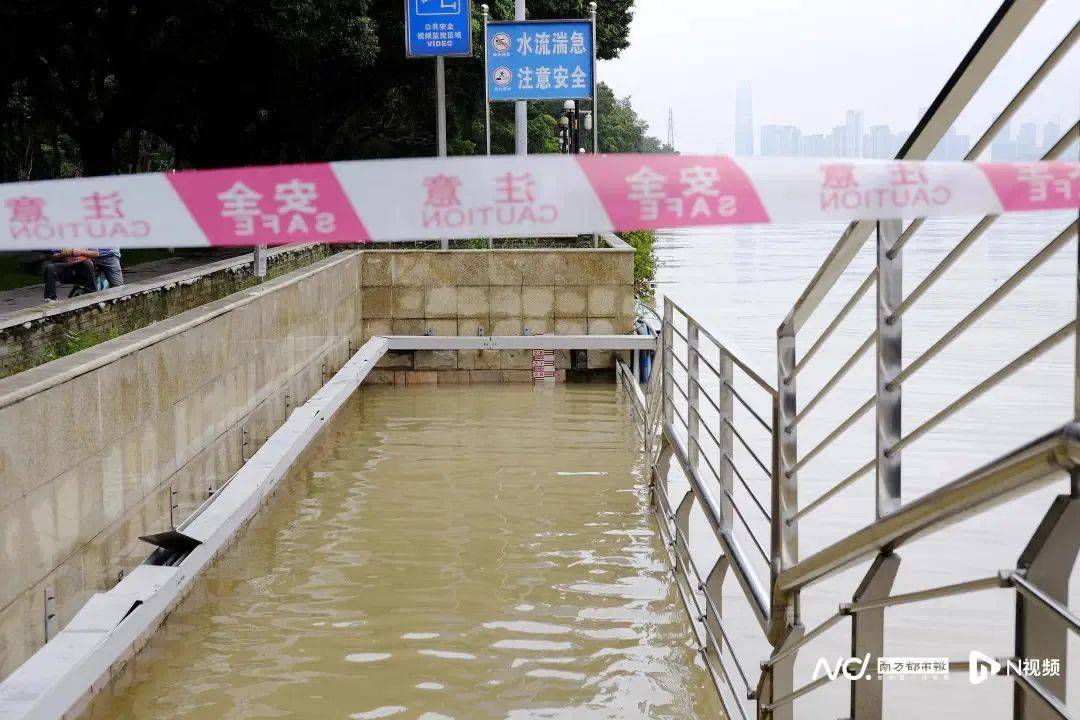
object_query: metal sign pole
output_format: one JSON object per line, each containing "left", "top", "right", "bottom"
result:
{"left": 404, "top": 0, "right": 470, "bottom": 251}
{"left": 514, "top": 0, "right": 527, "bottom": 155}
{"left": 590, "top": 1, "right": 599, "bottom": 247}
{"left": 436, "top": 56, "right": 447, "bottom": 158}
{"left": 482, "top": 4, "right": 493, "bottom": 249}
{"left": 436, "top": 55, "right": 448, "bottom": 250}
{"left": 482, "top": 4, "right": 491, "bottom": 156}
{"left": 590, "top": 2, "right": 599, "bottom": 154}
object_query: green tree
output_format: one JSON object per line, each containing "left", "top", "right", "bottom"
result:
{"left": 596, "top": 82, "right": 674, "bottom": 153}
{"left": 0, "top": 0, "right": 663, "bottom": 181}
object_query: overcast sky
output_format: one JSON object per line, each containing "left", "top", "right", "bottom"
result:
{"left": 599, "top": 0, "right": 1079, "bottom": 155}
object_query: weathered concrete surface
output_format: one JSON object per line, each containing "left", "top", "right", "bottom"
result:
{"left": 0, "top": 237, "right": 635, "bottom": 679}
{"left": 0, "top": 251, "right": 362, "bottom": 679}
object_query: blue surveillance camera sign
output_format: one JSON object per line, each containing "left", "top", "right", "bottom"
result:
{"left": 405, "top": 0, "right": 473, "bottom": 58}
{"left": 486, "top": 20, "right": 594, "bottom": 101}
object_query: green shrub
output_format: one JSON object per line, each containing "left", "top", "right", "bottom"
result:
{"left": 617, "top": 230, "right": 657, "bottom": 298}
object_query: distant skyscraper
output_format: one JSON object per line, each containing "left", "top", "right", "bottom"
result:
{"left": 735, "top": 82, "right": 754, "bottom": 155}
{"left": 844, "top": 110, "right": 864, "bottom": 158}
{"left": 1043, "top": 121, "right": 1061, "bottom": 155}
{"left": 830, "top": 125, "right": 847, "bottom": 157}
{"left": 1017, "top": 122, "right": 1038, "bottom": 160}
{"left": 800, "top": 133, "right": 832, "bottom": 157}
{"left": 761, "top": 125, "right": 801, "bottom": 156}
{"left": 865, "top": 124, "right": 894, "bottom": 159}
{"left": 931, "top": 125, "right": 972, "bottom": 161}
{"left": 991, "top": 121, "right": 1016, "bottom": 162}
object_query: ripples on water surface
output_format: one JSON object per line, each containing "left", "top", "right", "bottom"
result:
{"left": 654, "top": 212, "right": 1078, "bottom": 718}
{"left": 85, "top": 385, "right": 723, "bottom": 720}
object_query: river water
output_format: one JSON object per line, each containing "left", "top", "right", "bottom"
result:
{"left": 82, "top": 210, "right": 1077, "bottom": 720}
{"left": 653, "top": 210, "right": 1078, "bottom": 718}
{"left": 84, "top": 385, "right": 723, "bottom": 720}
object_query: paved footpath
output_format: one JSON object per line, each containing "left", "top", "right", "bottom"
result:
{"left": 0, "top": 250, "right": 245, "bottom": 316}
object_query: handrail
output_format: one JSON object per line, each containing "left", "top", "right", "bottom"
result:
{"left": 781, "top": 0, "right": 1040, "bottom": 335}
{"left": 644, "top": 6, "right": 1079, "bottom": 718}
{"left": 889, "top": 222, "right": 1077, "bottom": 390}
{"left": 778, "top": 423, "right": 1080, "bottom": 592}
{"left": 1010, "top": 571, "right": 1080, "bottom": 635}
{"left": 889, "top": 321, "right": 1075, "bottom": 456}
{"left": 787, "top": 458, "right": 876, "bottom": 525}
{"left": 763, "top": 611, "right": 844, "bottom": 669}
{"left": 845, "top": 574, "right": 1007, "bottom": 613}
{"left": 724, "top": 417, "right": 772, "bottom": 480}
{"left": 655, "top": 504, "right": 756, "bottom": 716}
{"left": 789, "top": 269, "right": 876, "bottom": 381}
{"left": 666, "top": 297, "right": 777, "bottom": 396}
{"left": 725, "top": 455, "right": 771, "bottom": 522}
{"left": 891, "top": 215, "right": 998, "bottom": 320}
{"left": 790, "top": 331, "right": 875, "bottom": 429}
{"left": 686, "top": 343, "right": 773, "bottom": 432}
{"left": 789, "top": 395, "right": 875, "bottom": 476}
{"left": 663, "top": 419, "right": 772, "bottom": 629}
{"left": 1012, "top": 671, "right": 1071, "bottom": 720}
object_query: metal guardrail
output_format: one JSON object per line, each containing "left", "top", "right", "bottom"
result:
{"left": 619, "top": 5, "right": 1080, "bottom": 718}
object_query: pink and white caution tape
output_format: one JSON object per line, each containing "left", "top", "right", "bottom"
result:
{"left": 0, "top": 155, "right": 1076, "bottom": 249}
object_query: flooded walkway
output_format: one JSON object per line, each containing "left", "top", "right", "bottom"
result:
{"left": 85, "top": 384, "right": 722, "bottom": 720}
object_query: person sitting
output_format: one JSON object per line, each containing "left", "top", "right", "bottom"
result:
{"left": 42, "top": 248, "right": 124, "bottom": 302}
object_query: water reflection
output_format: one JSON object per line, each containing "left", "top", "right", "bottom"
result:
{"left": 84, "top": 385, "right": 723, "bottom": 720}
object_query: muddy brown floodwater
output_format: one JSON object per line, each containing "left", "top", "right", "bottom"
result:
{"left": 84, "top": 384, "right": 724, "bottom": 720}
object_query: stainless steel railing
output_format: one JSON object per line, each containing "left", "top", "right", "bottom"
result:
{"left": 632, "top": 234, "right": 1080, "bottom": 719}
{"left": 618, "top": 5, "right": 1080, "bottom": 718}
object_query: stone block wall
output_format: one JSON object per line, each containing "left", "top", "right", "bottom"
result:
{"left": 0, "top": 251, "right": 362, "bottom": 678}
{"left": 359, "top": 246, "right": 635, "bottom": 385}
{"left": 0, "top": 238, "right": 636, "bottom": 679}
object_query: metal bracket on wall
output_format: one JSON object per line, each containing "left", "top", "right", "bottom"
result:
{"left": 168, "top": 486, "right": 178, "bottom": 530}
{"left": 43, "top": 587, "right": 56, "bottom": 644}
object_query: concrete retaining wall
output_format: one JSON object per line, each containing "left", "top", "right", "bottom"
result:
{"left": 0, "top": 238, "right": 635, "bottom": 679}
{"left": 0, "top": 244, "right": 341, "bottom": 379}
{"left": 0, "top": 251, "right": 362, "bottom": 679}
{"left": 361, "top": 241, "right": 635, "bottom": 385}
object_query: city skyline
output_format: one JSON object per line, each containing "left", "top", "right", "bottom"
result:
{"left": 601, "top": 0, "right": 1077, "bottom": 156}
{"left": 733, "top": 83, "right": 1065, "bottom": 160}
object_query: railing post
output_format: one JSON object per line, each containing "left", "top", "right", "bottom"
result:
{"left": 772, "top": 314, "right": 799, "bottom": 639}
{"left": 663, "top": 299, "right": 674, "bottom": 429}
{"left": 849, "top": 552, "right": 900, "bottom": 720}
{"left": 876, "top": 220, "right": 903, "bottom": 517}
{"left": 687, "top": 320, "right": 701, "bottom": 469}
{"left": 703, "top": 556, "right": 730, "bottom": 670}
{"left": 759, "top": 624, "right": 805, "bottom": 720}
{"left": 674, "top": 492, "right": 695, "bottom": 586}
{"left": 1013, "top": 495, "right": 1080, "bottom": 720}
